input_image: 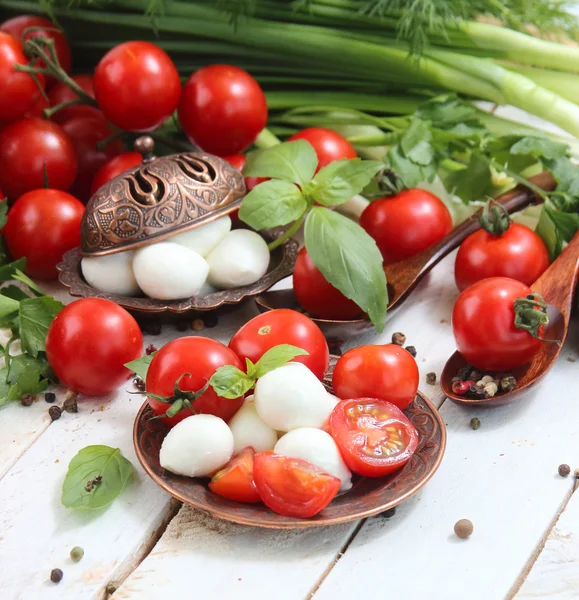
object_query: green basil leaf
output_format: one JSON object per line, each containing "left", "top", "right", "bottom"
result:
{"left": 243, "top": 140, "right": 318, "bottom": 186}
{"left": 62, "top": 445, "right": 134, "bottom": 510}
{"left": 238, "top": 180, "right": 306, "bottom": 229}
{"left": 0, "top": 295, "right": 20, "bottom": 322}
{"left": 125, "top": 353, "right": 156, "bottom": 380}
{"left": 209, "top": 365, "right": 255, "bottom": 399}
{"left": 0, "top": 367, "right": 14, "bottom": 407}
{"left": 13, "top": 269, "right": 44, "bottom": 297}
{"left": 310, "top": 159, "right": 383, "bottom": 207}
{"left": 19, "top": 296, "right": 65, "bottom": 358}
{"left": 254, "top": 344, "right": 309, "bottom": 378}
{"left": 0, "top": 258, "right": 27, "bottom": 283}
{"left": 304, "top": 208, "right": 388, "bottom": 332}
{"left": 8, "top": 354, "right": 52, "bottom": 387}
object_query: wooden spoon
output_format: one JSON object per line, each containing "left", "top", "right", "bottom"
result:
{"left": 441, "top": 228, "right": 579, "bottom": 408}
{"left": 255, "top": 171, "right": 556, "bottom": 342}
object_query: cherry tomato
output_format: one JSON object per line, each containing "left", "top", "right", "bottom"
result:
{"left": 146, "top": 337, "right": 244, "bottom": 427}
{"left": 332, "top": 344, "right": 418, "bottom": 410}
{"left": 209, "top": 447, "right": 261, "bottom": 503}
{"left": 179, "top": 65, "right": 267, "bottom": 156}
{"left": 1, "top": 15, "right": 71, "bottom": 88}
{"left": 3, "top": 189, "right": 84, "bottom": 280}
{"left": 0, "top": 188, "right": 4, "bottom": 200}
{"left": 253, "top": 452, "right": 340, "bottom": 518}
{"left": 360, "top": 189, "right": 453, "bottom": 264}
{"left": 46, "top": 298, "right": 143, "bottom": 396}
{"left": 452, "top": 277, "right": 543, "bottom": 370}
{"left": 287, "top": 127, "right": 356, "bottom": 172}
{"left": 0, "top": 118, "right": 77, "bottom": 199}
{"left": 90, "top": 152, "right": 142, "bottom": 196}
{"left": 94, "top": 41, "right": 181, "bottom": 132}
{"left": 228, "top": 309, "right": 329, "bottom": 381}
{"left": 0, "top": 32, "right": 45, "bottom": 122}
{"left": 329, "top": 398, "right": 418, "bottom": 477}
{"left": 455, "top": 223, "right": 549, "bottom": 292}
{"left": 293, "top": 247, "right": 363, "bottom": 320}
{"left": 61, "top": 114, "right": 125, "bottom": 203}
{"left": 48, "top": 75, "right": 101, "bottom": 124}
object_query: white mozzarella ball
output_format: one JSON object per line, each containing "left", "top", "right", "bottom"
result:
{"left": 170, "top": 216, "right": 232, "bottom": 257}
{"left": 159, "top": 414, "right": 234, "bottom": 477}
{"left": 275, "top": 428, "right": 352, "bottom": 491}
{"left": 254, "top": 363, "right": 334, "bottom": 432}
{"left": 198, "top": 281, "right": 218, "bottom": 296}
{"left": 228, "top": 395, "right": 278, "bottom": 453}
{"left": 327, "top": 393, "right": 340, "bottom": 409}
{"left": 133, "top": 242, "right": 209, "bottom": 300}
{"left": 81, "top": 250, "right": 141, "bottom": 296}
{"left": 206, "top": 229, "right": 270, "bottom": 289}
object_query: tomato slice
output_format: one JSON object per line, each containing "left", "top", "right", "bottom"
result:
{"left": 208, "top": 447, "right": 261, "bottom": 504}
{"left": 329, "top": 398, "right": 419, "bottom": 478}
{"left": 253, "top": 453, "right": 340, "bottom": 518}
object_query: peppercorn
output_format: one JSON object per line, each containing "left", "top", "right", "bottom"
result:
{"left": 106, "top": 581, "right": 119, "bottom": 595}
{"left": 391, "top": 332, "right": 406, "bottom": 346}
{"left": 175, "top": 320, "right": 188, "bottom": 332}
{"left": 146, "top": 344, "right": 157, "bottom": 355}
{"left": 478, "top": 375, "right": 494, "bottom": 385}
{"left": 133, "top": 377, "right": 145, "bottom": 392}
{"left": 70, "top": 546, "right": 84, "bottom": 562}
{"left": 468, "top": 370, "right": 482, "bottom": 383}
{"left": 50, "top": 568, "right": 63, "bottom": 583}
{"left": 467, "top": 385, "right": 487, "bottom": 400}
{"left": 455, "top": 366, "right": 472, "bottom": 381}
{"left": 405, "top": 345, "right": 417, "bottom": 358}
{"left": 48, "top": 406, "right": 62, "bottom": 421}
{"left": 203, "top": 313, "right": 218, "bottom": 328}
{"left": 191, "top": 319, "right": 205, "bottom": 331}
{"left": 574, "top": 469, "right": 579, "bottom": 480}
{"left": 45, "top": 392, "right": 56, "bottom": 403}
{"left": 558, "top": 464, "right": 571, "bottom": 477}
{"left": 142, "top": 322, "right": 162, "bottom": 336}
{"left": 20, "top": 393, "right": 35, "bottom": 407}
{"left": 426, "top": 372, "right": 437, "bottom": 385}
{"left": 470, "top": 417, "right": 481, "bottom": 430}
{"left": 63, "top": 393, "right": 78, "bottom": 413}
{"left": 500, "top": 375, "right": 517, "bottom": 392}
{"left": 483, "top": 382, "right": 498, "bottom": 398}
{"left": 381, "top": 507, "right": 396, "bottom": 518}
{"left": 452, "top": 380, "right": 473, "bottom": 395}
{"left": 454, "top": 519, "right": 473, "bottom": 539}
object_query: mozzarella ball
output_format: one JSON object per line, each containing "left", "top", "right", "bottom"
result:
{"left": 327, "top": 393, "right": 340, "bottom": 409}
{"left": 228, "top": 395, "right": 278, "bottom": 453}
{"left": 275, "top": 428, "right": 352, "bottom": 491}
{"left": 171, "top": 215, "right": 231, "bottom": 257}
{"left": 159, "top": 414, "right": 234, "bottom": 477}
{"left": 254, "top": 363, "right": 334, "bottom": 432}
{"left": 198, "top": 281, "right": 218, "bottom": 296}
{"left": 206, "top": 229, "right": 270, "bottom": 289}
{"left": 81, "top": 250, "right": 141, "bottom": 296}
{"left": 133, "top": 242, "right": 209, "bottom": 300}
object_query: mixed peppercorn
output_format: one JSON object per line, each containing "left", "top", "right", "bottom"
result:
{"left": 452, "top": 365, "right": 517, "bottom": 399}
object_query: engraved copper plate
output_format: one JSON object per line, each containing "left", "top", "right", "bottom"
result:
{"left": 133, "top": 357, "right": 446, "bottom": 528}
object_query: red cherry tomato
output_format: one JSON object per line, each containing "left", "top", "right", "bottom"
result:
{"left": 253, "top": 452, "right": 340, "bottom": 518}
{"left": 360, "top": 189, "right": 453, "bottom": 264}
{"left": 209, "top": 447, "right": 261, "bottom": 503}
{"left": 48, "top": 75, "right": 101, "bottom": 124}
{"left": 179, "top": 65, "right": 267, "bottom": 156}
{"left": 1, "top": 15, "right": 71, "bottom": 88}
{"left": 329, "top": 398, "right": 418, "bottom": 477}
{"left": 332, "top": 344, "right": 419, "bottom": 410}
{"left": 90, "top": 152, "right": 142, "bottom": 196}
{"left": 3, "top": 189, "right": 84, "bottom": 280}
{"left": 146, "top": 337, "right": 244, "bottom": 427}
{"left": 61, "top": 114, "right": 125, "bottom": 203}
{"left": 0, "top": 118, "right": 77, "bottom": 199}
{"left": 452, "top": 277, "right": 544, "bottom": 370}
{"left": 455, "top": 223, "right": 549, "bottom": 292}
{"left": 287, "top": 127, "right": 356, "bottom": 172}
{"left": 46, "top": 298, "right": 143, "bottom": 396}
{"left": 93, "top": 41, "right": 181, "bottom": 132}
{"left": 293, "top": 247, "right": 363, "bottom": 320}
{"left": 228, "top": 309, "right": 329, "bottom": 381}
{"left": 0, "top": 32, "right": 45, "bottom": 121}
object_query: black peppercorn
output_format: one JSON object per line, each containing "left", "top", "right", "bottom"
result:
{"left": 146, "top": 344, "right": 157, "bottom": 355}
{"left": 50, "top": 569, "right": 63, "bottom": 583}
{"left": 20, "top": 393, "right": 35, "bottom": 407}
{"left": 133, "top": 377, "right": 145, "bottom": 392}
{"left": 558, "top": 464, "right": 571, "bottom": 477}
{"left": 470, "top": 417, "right": 481, "bottom": 430}
{"left": 381, "top": 507, "right": 396, "bottom": 518}
{"left": 106, "top": 581, "right": 119, "bottom": 594}
{"left": 392, "top": 332, "right": 406, "bottom": 346}
{"left": 45, "top": 392, "right": 56, "bottom": 403}
{"left": 203, "top": 313, "right": 218, "bottom": 328}
{"left": 175, "top": 320, "right": 188, "bottom": 332}
{"left": 63, "top": 393, "right": 78, "bottom": 413}
{"left": 426, "top": 372, "right": 437, "bottom": 385}
{"left": 455, "top": 366, "right": 472, "bottom": 381}
{"left": 48, "top": 406, "right": 62, "bottom": 421}
{"left": 500, "top": 375, "right": 517, "bottom": 392}
{"left": 405, "top": 345, "right": 417, "bottom": 358}
{"left": 142, "top": 322, "right": 161, "bottom": 336}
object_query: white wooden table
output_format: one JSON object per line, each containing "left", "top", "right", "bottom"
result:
{"left": 1, "top": 108, "right": 579, "bottom": 600}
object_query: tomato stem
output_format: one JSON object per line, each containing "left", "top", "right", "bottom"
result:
{"left": 42, "top": 99, "right": 83, "bottom": 120}
{"left": 513, "top": 293, "right": 559, "bottom": 343}
{"left": 477, "top": 198, "right": 511, "bottom": 236}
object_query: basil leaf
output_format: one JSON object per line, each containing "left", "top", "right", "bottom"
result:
{"left": 304, "top": 208, "right": 388, "bottom": 332}
{"left": 310, "top": 159, "right": 383, "bottom": 207}
{"left": 19, "top": 296, "right": 65, "bottom": 358}
{"left": 13, "top": 269, "right": 44, "bottom": 297}
{"left": 209, "top": 365, "right": 254, "bottom": 399}
{"left": 8, "top": 354, "right": 52, "bottom": 386}
{"left": 0, "top": 295, "right": 20, "bottom": 322}
{"left": 125, "top": 353, "right": 156, "bottom": 380}
{"left": 254, "top": 344, "right": 309, "bottom": 378}
{"left": 0, "top": 367, "right": 15, "bottom": 407}
{"left": 0, "top": 258, "right": 27, "bottom": 283}
{"left": 243, "top": 140, "right": 318, "bottom": 186}
{"left": 62, "top": 445, "right": 134, "bottom": 510}
{"left": 239, "top": 180, "right": 306, "bottom": 229}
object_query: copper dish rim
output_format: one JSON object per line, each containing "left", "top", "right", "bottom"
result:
{"left": 132, "top": 390, "right": 447, "bottom": 529}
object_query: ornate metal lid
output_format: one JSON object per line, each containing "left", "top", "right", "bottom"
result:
{"left": 81, "top": 137, "right": 246, "bottom": 257}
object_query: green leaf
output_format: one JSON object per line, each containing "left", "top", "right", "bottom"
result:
{"left": 62, "top": 445, "right": 134, "bottom": 510}
{"left": 510, "top": 136, "right": 568, "bottom": 160}
{"left": 254, "top": 344, "right": 309, "bottom": 378}
{"left": 445, "top": 152, "right": 492, "bottom": 203}
{"left": 545, "top": 205, "right": 579, "bottom": 243}
{"left": 309, "top": 159, "right": 383, "bottom": 207}
{"left": 387, "top": 145, "right": 436, "bottom": 189}
{"left": 544, "top": 156, "right": 579, "bottom": 198}
{"left": 0, "top": 258, "right": 27, "bottom": 283}
{"left": 1, "top": 286, "right": 30, "bottom": 302}
{"left": 0, "top": 202, "right": 8, "bottom": 230}
{"left": 13, "top": 269, "right": 44, "bottom": 297}
{"left": 304, "top": 208, "right": 388, "bottom": 332}
{"left": 243, "top": 140, "right": 318, "bottom": 186}
{"left": 0, "top": 295, "right": 20, "bottom": 322}
{"left": 19, "top": 296, "right": 65, "bottom": 358}
{"left": 7, "top": 354, "right": 52, "bottom": 387}
{"left": 535, "top": 204, "right": 563, "bottom": 260}
{"left": 238, "top": 180, "right": 306, "bottom": 229}
{"left": 400, "top": 118, "right": 432, "bottom": 157}
{"left": 0, "top": 367, "right": 15, "bottom": 407}
{"left": 125, "top": 353, "right": 156, "bottom": 380}
{"left": 209, "top": 365, "right": 254, "bottom": 399}
{"left": 417, "top": 94, "right": 478, "bottom": 127}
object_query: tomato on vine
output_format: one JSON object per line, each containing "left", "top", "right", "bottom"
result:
{"left": 48, "top": 75, "right": 101, "bottom": 124}
{"left": 287, "top": 127, "right": 356, "bottom": 172}
{"left": 90, "top": 152, "right": 142, "bottom": 195}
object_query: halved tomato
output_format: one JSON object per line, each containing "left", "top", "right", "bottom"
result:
{"left": 253, "top": 452, "right": 340, "bottom": 518}
{"left": 329, "top": 398, "right": 418, "bottom": 478}
{"left": 208, "top": 447, "right": 260, "bottom": 504}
